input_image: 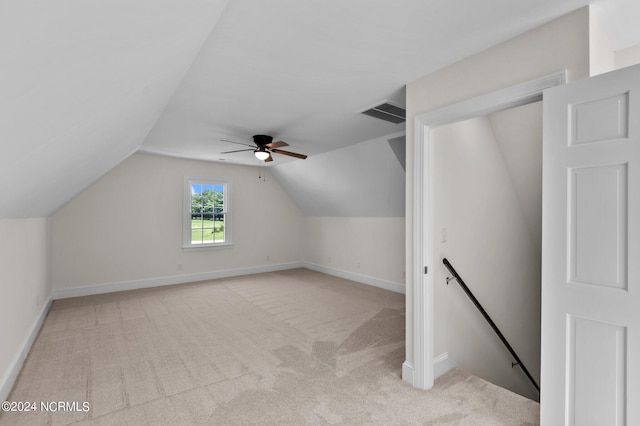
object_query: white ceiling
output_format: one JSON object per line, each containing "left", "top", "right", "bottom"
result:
{"left": 489, "top": 102, "right": 543, "bottom": 252}
{"left": 1, "top": 0, "right": 638, "bottom": 217}
{"left": 0, "top": 0, "right": 231, "bottom": 217}
{"left": 140, "top": 0, "right": 639, "bottom": 166}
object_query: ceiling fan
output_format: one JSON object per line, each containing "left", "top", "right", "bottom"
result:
{"left": 220, "top": 135, "right": 308, "bottom": 162}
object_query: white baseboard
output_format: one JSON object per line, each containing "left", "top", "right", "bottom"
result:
{"left": 302, "top": 262, "right": 405, "bottom": 294}
{"left": 0, "top": 296, "right": 52, "bottom": 402}
{"left": 434, "top": 352, "right": 457, "bottom": 379}
{"left": 402, "top": 361, "right": 414, "bottom": 386}
{"left": 402, "top": 354, "right": 456, "bottom": 391}
{"left": 53, "top": 262, "right": 306, "bottom": 299}
{"left": 53, "top": 262, "right": 405, "bottom": 300}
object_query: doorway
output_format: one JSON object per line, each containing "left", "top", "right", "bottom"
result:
{"left": 405, "top": 71, "right": 564, "bottom": 393}
{"left": 431, "top": 101, "right": 542, "bottom": 401}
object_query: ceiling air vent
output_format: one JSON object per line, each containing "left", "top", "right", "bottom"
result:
{"left": 360, "top": 101, "right": 406, "bottom": 124}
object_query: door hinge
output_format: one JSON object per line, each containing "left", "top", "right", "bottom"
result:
{"left": 424, "top": 266, "right": 428, "bottom": 274}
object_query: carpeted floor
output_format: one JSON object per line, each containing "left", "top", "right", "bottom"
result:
{"left": 0, "top": 269, "right": 539, "bottom": 425}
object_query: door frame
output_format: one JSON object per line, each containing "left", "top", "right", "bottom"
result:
{"left": 406, "top": 71, "right": 565, "bottom": 390}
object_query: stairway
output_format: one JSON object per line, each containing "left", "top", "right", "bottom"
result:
{"left": 431, "top": 367, "right": 540, "bottom": 425}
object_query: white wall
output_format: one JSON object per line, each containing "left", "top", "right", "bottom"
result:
{"left": 0, "top": 218, "right": 51, "bottom": 399}
{"left": 269, "top": 132, "right": 406, "bottom": 293}
{"left": 616, "top": 43, "right": 640, "bottom": 69}
{"left": 589, "top": 7, "right": 616, "bottom": 76}
{"left": 51, "top": 154, "right": 303, "bottom": 291}
{"left": 50, "top": 150, "right": 407, "bottom": 296}
{"left": 303, "top": 216, "right": 405, "bottom": 290}
{"left": 432, "top": 115, "right": 541, "bottom": 400}
{"left": 589, "top": 10, "right": 640, "bottom": 73}
{"left": 405, "top": 7, "right": 591, "bottom": 381}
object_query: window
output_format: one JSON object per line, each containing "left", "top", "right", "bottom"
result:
{"left": 184, "top": 178, "right": 231, "bottom": 248}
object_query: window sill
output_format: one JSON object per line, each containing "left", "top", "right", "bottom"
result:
{"left": 182, "top": 242, "right": 234, "bottom": 252}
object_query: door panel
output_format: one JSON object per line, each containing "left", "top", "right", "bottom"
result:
{"left": 570, "top": 92, "right": 629, "bottom": 145}
{"left": 542, "top": 63, "right": 640, "bottom": 425}
{"left": 569, "top": 163, "right": 627, "bottom": 289}
{"left": 567, "top": 316, "right": 626, "bottom": 426}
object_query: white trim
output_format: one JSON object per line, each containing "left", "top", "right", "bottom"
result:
{"left": 417, "top": 71, "right": 566, "bottom": 128}
{"left": 404, "top": 352, "right": 456, "bottom": 386}
{"left": 410, "top": 71, "right": 566, "bottom": 391}
{"left": 52, "top": 262, "right": 406, "bottom": 300}
{"left": 402, "top": 361, "right": 414, "bottom": 386}
{"left": 0, "top": 296, "right": 53, "bottom": 402}
{"left": 53, "top": 262, "right": 405, "bottom": 300}
{"left": 53, "top": 262, "right": 305, "bottom": 299}
{"left": 182, "top": 242, "right": 234, "bottom": 252}
{"left": 411, "top": 117, "right": 433, "bottom": 390}
{"left": 302, "top": 262, "right": 405, "bottom": 294}
{"left": 434, "top": 352, "right": 458, "bottom": 379}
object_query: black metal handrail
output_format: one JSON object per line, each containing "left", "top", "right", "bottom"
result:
{"left": 442, "top": 257, "right": 539, "bottom": 393}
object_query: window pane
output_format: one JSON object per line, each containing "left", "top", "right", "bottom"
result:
{"left": 214, "top": 186, "right": 224, "bottom": 212}
{"left": 201, "top": 214, "right": 214, "bottom": 243}
{"left": 191, "top": 218, "right": 203, "bottom": 244}
{"left": 215, "top": 216, "right": 225, "bottom": 242}
{"left": 202, "top": 228, "right": 214, "bottom": 243}
{"left": 203, "top": 193, "right": 213, "bottom": 214}
{"left": 191, "top": 183, "right": 203, "bottom": 216}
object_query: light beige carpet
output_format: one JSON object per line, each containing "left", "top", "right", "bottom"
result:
{"left": 1, "top": 269, "right": 539, "bottom": 425}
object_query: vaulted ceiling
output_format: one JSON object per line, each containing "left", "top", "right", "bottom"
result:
{"left": 1, "top": 0, "right": 638, "bottom": 217}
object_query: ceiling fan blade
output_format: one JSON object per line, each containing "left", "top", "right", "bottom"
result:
{"left": 265, "top": 141, "right": 288, "bottom": 149}
{"left": 270, "top": 148, "right": 307, "bottom": 159}
{"left": 220, "top": 139, "right": 256, "bottom": 148}
{"left": 220, "top": 149, "right": 254, "bottom": 154}
{"left": 265, "top": 153, "right": 274, "bottom": 162}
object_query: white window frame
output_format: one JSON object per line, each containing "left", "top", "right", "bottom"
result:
{"left": 183, "top": 177, "right": 232, "bottom": 250}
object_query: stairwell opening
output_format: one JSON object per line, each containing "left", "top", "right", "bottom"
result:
{"left": 431, "top": 101, "right": 542, "bottom": 402}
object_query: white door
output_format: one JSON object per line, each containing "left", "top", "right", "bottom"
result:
{"left": 541, "top": 63, "right": 640, "bottom": 425}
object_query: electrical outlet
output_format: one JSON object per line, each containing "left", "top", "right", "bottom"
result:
{"left": 327, "top": 257, "right": 332, "bottom": 263}
{"left": 177, "top": 263, "right": 183, "bottom": 271}
{"left": 36, "top": 295, "right": 40, "bottom": 307}
{"left": 357, "top": 262, "right": 361, "bottom": 269}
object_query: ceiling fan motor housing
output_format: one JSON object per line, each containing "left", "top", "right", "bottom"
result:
{"left": 252, "top": 135, "right": 273, "bottom": 147}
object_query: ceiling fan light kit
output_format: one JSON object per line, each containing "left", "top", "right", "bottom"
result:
{"left": 219, "top": 134, "right": 307, "bottom": 163}
{"left": 254, "top": 147, "right": 270, "bottom": 161}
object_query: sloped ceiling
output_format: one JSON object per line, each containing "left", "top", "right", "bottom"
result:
{"left": 489, "top": 102, "right": 543, "bottom": 252}
{"left": 1, "top": 0, "right": 638, "bottom": 218}
{"left": 0, "top": 0, "right": 230, "bottom": 217}
{"left": 270, "top": 133, "right": 405, "bottom": 217}
{"left": 592, "top": 0, "right": 640, "bottom": 49}
{"left": 140, "top": 0, "right": 598, "bottom": 166}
